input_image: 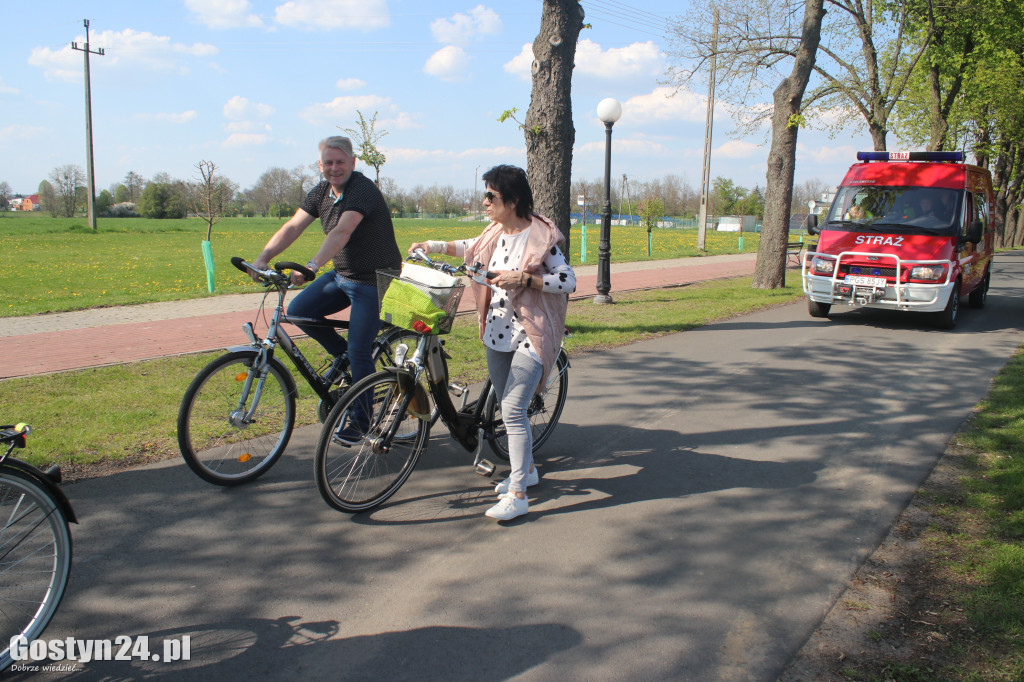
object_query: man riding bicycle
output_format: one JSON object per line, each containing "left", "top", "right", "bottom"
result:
{"left": 251, "top": 136, "right": 401, "bottom": 442}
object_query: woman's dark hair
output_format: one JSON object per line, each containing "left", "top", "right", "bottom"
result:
{"left": 482, "top": 164, "right": 534, "bottom": 220}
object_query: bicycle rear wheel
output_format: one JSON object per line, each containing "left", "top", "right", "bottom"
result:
{"left": 0, "top": 467, "right": 72, "bottom": 670}
{"left": 486, "top": 349, "right": 569, "bottom": 461}
{"left": 178, "top": 351, "right": 296, "bottom": 486}
{"left": 315, "top": 371, "right": 429, "bottom": 513}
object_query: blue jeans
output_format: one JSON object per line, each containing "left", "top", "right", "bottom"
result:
{"left": 287, "top": 271, "right": 381, "bottom": 386}
{"left": 487, "top": 348, "right": 544, "bottom": 494}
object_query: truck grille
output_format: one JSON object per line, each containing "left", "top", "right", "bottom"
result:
{"left": 839, "top": 265, "right": 897, "bottom": 278}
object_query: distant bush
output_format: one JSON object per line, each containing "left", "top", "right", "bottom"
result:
{"left": 102, "top": 202, "right": 140, "bottom": 218}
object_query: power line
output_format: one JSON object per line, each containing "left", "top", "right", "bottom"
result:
{"left": 582, "top": 0, "right": 672, "bottom": 37}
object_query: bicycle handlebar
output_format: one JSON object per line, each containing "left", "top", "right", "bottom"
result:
{"left": 409, "top": 250, "right": 501, "bottom": 293}
{"left": 231, "top": 257, "right": 317, "bottom": 285}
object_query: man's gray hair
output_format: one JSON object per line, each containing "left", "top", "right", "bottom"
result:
{"left": 319, "top": 136, "right": 354, "bottom": 157}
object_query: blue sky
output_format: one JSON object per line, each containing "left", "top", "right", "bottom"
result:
{"left": 1, "top": 0, "right": 878, "bottom": 199}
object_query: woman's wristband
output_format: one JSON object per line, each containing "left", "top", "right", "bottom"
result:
{"left": 427, "top": 240, "right": 447, "bottom": 254}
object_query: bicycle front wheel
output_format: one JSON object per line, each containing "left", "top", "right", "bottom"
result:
{"left": 178, "top": 351, "right": 296, "bottom": 486}
{"left": 315, "top": 371, "right": 429, "bottom": 513}
{"left": 0, "top": 467, "right": 72, "bottom": 671}
{"left": 486, "top": 349, "right": 569, "bottom": 461}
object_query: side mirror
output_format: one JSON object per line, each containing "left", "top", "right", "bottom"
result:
{"left": 805, "top": 214, "right": 818, "bottom": 236}
{"left": 966, "top": 220, "right": 983, "bottom": 244}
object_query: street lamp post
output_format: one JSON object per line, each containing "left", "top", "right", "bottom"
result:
{"left": 594, "top": 97, "right": 621, "bottom": 304}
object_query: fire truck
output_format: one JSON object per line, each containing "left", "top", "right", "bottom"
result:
{"left": 802, "top": 151, "right": 995, "bottom": 329}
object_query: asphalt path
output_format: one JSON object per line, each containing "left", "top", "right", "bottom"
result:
{"left": 17, "top": 251, "right": 1024, "bottom": 681}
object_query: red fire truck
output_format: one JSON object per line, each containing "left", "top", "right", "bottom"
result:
{"left": 802, "top": 151, "right": 995, "bottom": 329}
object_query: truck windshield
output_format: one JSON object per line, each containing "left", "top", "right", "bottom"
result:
{"left": 824, "top": 185, "right": 962, "bottom": 236}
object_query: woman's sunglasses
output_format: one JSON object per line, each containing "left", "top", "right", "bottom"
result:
{"left": 483, "top": 191, "right": 501, "bottom": 203}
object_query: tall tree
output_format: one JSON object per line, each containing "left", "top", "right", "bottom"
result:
{"left": 343, "top": 110, "right": 388, "bottom": 186}
{"left": 756, "top": 0, "right": 827, "bottom": 288}
{"left": 523, "top": 0, "right": 586, "bottom": 246}
{"left": 0, "top": 181, "right": 11, "bottom": 211}
{"left": 37, "top": 180, "right": 56, "bottom": 216}
{"left": 255, "top": 167, "right": 294, "bottom": 218}
{"left": 123, "top": 171, "right": 146, "bottom": 203}
{"left": 49, "top": 165, "right": 86, "bottom": 218}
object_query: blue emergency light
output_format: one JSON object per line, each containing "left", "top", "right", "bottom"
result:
{"left": 857, "top": 151, "right": 964, "bottom": 162}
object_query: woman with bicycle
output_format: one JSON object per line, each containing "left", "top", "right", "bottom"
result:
{"left": 409, "top": 164, "right": 576, "bottom": 521}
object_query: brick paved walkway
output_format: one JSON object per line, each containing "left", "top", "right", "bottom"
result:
{"left": 0, "top": 253, "right": 760, "bottom": 379}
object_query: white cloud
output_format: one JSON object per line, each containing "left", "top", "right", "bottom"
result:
{"left": 223, "top": 133, "right": 270, "bottom": 147}
{"left": 386, "top": 145, "right": 522, "bottom": 163}
{"left": 430, "top": 5, "right": 501, "bottom": 43}
{"left": 0, "top": 124, "right": 46, "bottom": 143}
{"left": 136, "top": 110, "right": 199, "bottom": 124}
{"left": 274, "top": 0, "right": 390, "bottom": 31}
{"left": 797, "top": 141, "right": 859, "bottom": 164}
{"left": 298, "top": 94, "right": 395, "bottom": 125}
{"left": 624, "top": 87, "right": 708, "bottom": 124}
{"left": 225, "top": 121, "right": 272, "bottom": 133}
{"left": 186, "top": 0, "right": 263, "bottom": 29}
{"left": 505, "top": 39, "right": 665, "bottom": 82}
{"left": 505, "top": 43, "right": 533, "bottom": 80}
{"left": 424, "top": 46, "right": 469, "bottom": 81}
{"left": 223, "top": 95, "right": 274, "bottom": 119}
{"left": 0, "top": 76, "right": 19, "bottom": 95}
{"left": 28, "top": 29, "right": 217, "bottom": 81}
{"left": 717, "top": 139, "right": 762, "bottom": 159}
{"left": 574, "top": 39, "right": 665, "bottom": 80}
{"left": 335, "top": 77, "right": 366, "bottom": 91}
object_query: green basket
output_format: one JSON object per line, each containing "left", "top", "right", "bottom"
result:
{"left": 377, "top": 269, "right": 464, "bottom": 335}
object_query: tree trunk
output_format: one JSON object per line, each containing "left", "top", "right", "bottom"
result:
{"left": 524, "top": 0, "right": 584, "bottom": 250}
{"left": 754, "top": 0, "right": 826, "bottom": 289}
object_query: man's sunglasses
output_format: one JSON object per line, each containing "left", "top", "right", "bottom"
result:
{"left": 483, "top": 191, "right": 501, "bottom": 202}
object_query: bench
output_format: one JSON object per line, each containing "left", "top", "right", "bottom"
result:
{"left": 787, "top": 241, "right": 805, "bottom": 267}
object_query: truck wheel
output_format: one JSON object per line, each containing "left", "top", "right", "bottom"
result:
{"left": 935, "top": 282, "right": 960, "bottom": 329}
{"left": 808, "top": 299, "right": 831, "bottom": 318}
{"left": 968, "top": 270, "right": 990, "bottom": 309}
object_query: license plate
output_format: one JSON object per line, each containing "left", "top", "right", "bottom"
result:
{"left": 845, "top": 275, "right": 886, "bottom": 287}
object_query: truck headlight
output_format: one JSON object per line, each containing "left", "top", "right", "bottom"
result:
{"left": 909, "top": 265, "right": 946, "bottom": 281}
{"left": 811, "top": 256, "right": 835, "bottom": 275}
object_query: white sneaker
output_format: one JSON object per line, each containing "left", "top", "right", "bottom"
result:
{"left": 494, "top": 468, "right": 539, "bottom": 495}
{"left": 485, "top": 493, "right": 529, "bottom": 521}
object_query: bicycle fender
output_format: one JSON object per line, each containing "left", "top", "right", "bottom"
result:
{"left": 2, "top": 459, "right": 78, "bottom": 524}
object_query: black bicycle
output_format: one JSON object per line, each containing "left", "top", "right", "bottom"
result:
{"left": 0, "top": 424, "right": 77, "bottom": 670}
{"left": 314, "top": 252, "right": 569, "bottom": 513}
{"left": 176, "top": 258, "right": 418, "bottom": 486}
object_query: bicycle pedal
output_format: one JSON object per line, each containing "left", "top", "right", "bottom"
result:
{"left": 448, "top": 381, "right": 468, "bottom": 397}
{"left": 475, "top": 459, "right": 496, "bottom": 477}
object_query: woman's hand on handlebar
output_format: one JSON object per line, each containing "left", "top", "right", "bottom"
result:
{"left": 408, "top": 242, "right": 429, "bottom": 256}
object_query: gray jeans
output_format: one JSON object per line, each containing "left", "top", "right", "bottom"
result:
{"left": 486, "top": 348, "right": 544, "bottom": 494}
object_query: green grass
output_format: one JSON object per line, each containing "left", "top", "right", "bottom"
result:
{"left": 0, "top": 276, "right": 800, "bottom": 471}
{"left": 0, "top": 212, "right": 762, "bottom": 317}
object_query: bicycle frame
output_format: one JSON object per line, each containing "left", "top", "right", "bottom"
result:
{"left": 382, "top": 333, "right": 503, "bottom": 475}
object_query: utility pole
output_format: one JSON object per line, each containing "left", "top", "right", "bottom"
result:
{"left": 696, "top": 9, "right": 718, "bottom": 250}
{"left": 71, "top": 19, "right": 104, "bottom": 231}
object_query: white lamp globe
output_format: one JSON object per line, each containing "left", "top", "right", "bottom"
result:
{"left": 596, "top": 98, "right": 622, "bottom": 124}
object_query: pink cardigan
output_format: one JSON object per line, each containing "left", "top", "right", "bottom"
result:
{"left": 464, "top": 213, "right": 569, "bottom": 393}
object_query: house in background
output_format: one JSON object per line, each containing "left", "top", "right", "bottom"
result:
{"left": 20, "top": 195, "right": 41, "bottom": 211}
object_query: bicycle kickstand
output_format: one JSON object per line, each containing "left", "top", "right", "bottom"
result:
{"left": 471, "top": 427, "right": 496, "bottom": 477}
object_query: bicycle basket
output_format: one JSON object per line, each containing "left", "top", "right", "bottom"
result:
{"left": 377, "top": 264, "right": 464, "bottom": 335}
